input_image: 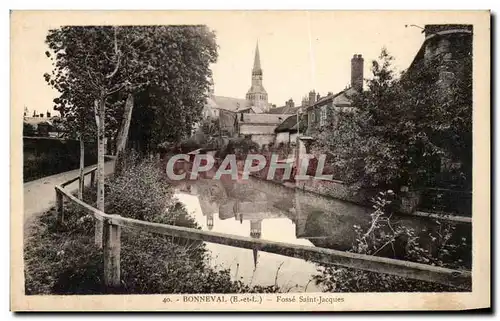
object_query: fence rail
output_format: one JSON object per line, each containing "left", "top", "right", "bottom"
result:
{"left": 54, "top": 169, "right": 472, "bottom": 291}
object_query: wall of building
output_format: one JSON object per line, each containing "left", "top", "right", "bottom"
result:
{"left": 240, "top": 113, "right": 284, "bottom": 124}
{"left": 275, "top": 132, "right": 290, "bottom": 144}
{"left": 239, "top": 124, "right": 276, "bottom": 135}
{"left": 307, "top": 100, "right": 333, "bottom": 135}
{"left": 250, "top": 134, "right": 275, "bottom": 147}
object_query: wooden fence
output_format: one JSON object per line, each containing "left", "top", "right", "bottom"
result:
{"left": 55, "top": 168, "right": 472, "bottom": 291}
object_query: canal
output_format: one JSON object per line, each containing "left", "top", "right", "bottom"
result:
{"left": 173, "top": 176, "right": 471, "bottom": 292}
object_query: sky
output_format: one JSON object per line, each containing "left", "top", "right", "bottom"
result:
{"left": 208, "top": 11, "right": 428, "bottom": 106}
{"left": 13, "top": 11, "right": 442, "bottom": 116}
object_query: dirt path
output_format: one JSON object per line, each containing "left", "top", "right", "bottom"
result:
{"left": 23, "top": 161, "right": 115, "bottom": 233}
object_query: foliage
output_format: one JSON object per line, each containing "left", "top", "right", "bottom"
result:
{"left": 23, "top": 122, "right": 36, "bottom": 136}
{"left": 315, "top": 47, "right": 472, "bottom": 191}
{"left": 313, "top": 191, "right": 471, "bottom": 292}
{"left": 105, "top": 153, "right": 179, "bottom": 224}
{"left": 217, "top": 137, "right": 260, "bottom": 160}
{"left": 44, "top": 25, "right": 218, "bottom": 149}
{"left": 23, "top": 137, "right": 97, "bottom": 182}
{"left": 24, "top": 158, "right": 280, "bottom": 295}
{"left": 200, "top": 117, "right": 221, "bottom": 142}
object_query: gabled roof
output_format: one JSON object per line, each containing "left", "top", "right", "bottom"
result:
{"left": 307, "top": 87, "right": 358, "bottom": 111}
{"left": 275, "top": 114, "right": 308, "bottom": 133}
{"left": 207, "top": 95, "right": 250, "bottom": 112}
{"left": 267, "top": 105, "right": 301, "bottom": 115}
{"left": 24, "top": 117, "right": 54, "bottom": 126}
{"left": 238, "top": 105, "right": 266, "bottom": 114}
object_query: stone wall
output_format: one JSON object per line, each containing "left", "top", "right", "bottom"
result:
{"left": 275, "top": 132, "right": 290, "bottom": 144}
{"left": 239, "top": 124, "right": 276, "bottom": 135}
{"left": 250, "top": 134, "right": 275, "bottom": 147}
{"left": 295, "top": 178, "right": 369, "bottom": 205}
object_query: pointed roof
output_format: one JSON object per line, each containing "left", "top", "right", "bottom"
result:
{"left": 253, "top": 41, "right": 261, "bottom": 72}
{"left": 252, "top": 248, "right": 258, "bottom": 269}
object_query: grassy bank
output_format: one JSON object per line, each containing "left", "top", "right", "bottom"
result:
{"left": 24, "top": 157, "right": 280, "bottom": 294}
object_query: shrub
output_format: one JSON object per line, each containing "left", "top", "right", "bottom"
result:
{"left": 312, "top": 191, "right": 471, "bottom": 292}
{"left": 23, "top": 137, "right": 98, "bottom": 182}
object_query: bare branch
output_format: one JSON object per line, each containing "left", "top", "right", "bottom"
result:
{"left": 106, "top": 26, "right": 122, "bottom": 80}
{"left": 105, "top": 81, "right": 128, "bottom": 96}
{"left": 85, "top": 52, "right": 100, "bottom": 90}
{"left": 94, "top": 99, "right": 100, "bottom": 127}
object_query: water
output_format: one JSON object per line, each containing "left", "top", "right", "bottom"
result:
{"left": 173, "top": 176, "right": 471, "bottom": 292}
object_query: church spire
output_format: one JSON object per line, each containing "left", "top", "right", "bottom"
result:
{"left": 246, "top": 40, "right": 268, "bottom": 110}
{"left": 253, "top": 41, "right": 261, "bottom": 73}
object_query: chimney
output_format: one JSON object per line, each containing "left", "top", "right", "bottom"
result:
{"left": 301, "top": 96, "right": 308, "bottom": 107}
{"left": 46, "top": 111, "right": 51, "bottom": 118}
{"left": 351, "top": 54, "right": 364, "bottom": 92}
{"left": 288, "top": 98, "right": 295, "bottom": 108}
{"left": 308, "top": 90, "right": 316, "bottom": 106}
{"left": 316, "top": 93, "right": 321, "bottom": 101}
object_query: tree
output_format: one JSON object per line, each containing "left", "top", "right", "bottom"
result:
{"left": 44, "top": 26, "right": 218, "bottom": 246}
{"left": 316, "top": 47, "right": 472, "bottom": 192}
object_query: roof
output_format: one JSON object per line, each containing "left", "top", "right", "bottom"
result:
{"left": 206, "top": 95, "right": 250, "bottom": 112}
{"left": 24, "top": 117, "right": 54, "bottom": 126}
{"left": 307, "top": 87, "right": 358, "bottom": 111}
{"left": 267, "top": 105, "right": 301, "bottom": 115}
{"left": 253, "top": 42, "right": 262, "bottom": 72}
{"left": 240, "top": 113, "right": 284, "bottom": 124}
{"left": 238, "top": 105, "right": 266, "bottom": 114}
{"left": 275, "top": 114, "right": 308, "bottom": 133}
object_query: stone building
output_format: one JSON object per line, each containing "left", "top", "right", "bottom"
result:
{"left": 202, "top": 42, "right": 272, "bottom": 119}
{"left": 305, "top": 54, "right": 363, "bottom": 136}
{"left": 406, "top": 24, "right": 472, "bottom": 95}
{"left": 406, "top": 24, "right": 473, "bottom": 188}
{"left": 245, "top": 42, "right": 270, "bottom": 112}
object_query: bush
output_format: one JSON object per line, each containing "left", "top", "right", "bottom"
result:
{"left": 23, "top": 137, "right": 98, "bottom": 182}
{"left": 312, "top": 191, "right": 471, "bottom": 292}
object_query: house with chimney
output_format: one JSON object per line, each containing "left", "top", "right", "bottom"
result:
{"left": 305, "top": 54, "right": 363, "bottom": 136}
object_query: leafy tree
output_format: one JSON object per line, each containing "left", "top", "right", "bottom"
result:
{"left": 44, "top": 25, "right": 218, "bottom": 246}
{"left": 315, "top": 47, "right": 472, "bottom": 192}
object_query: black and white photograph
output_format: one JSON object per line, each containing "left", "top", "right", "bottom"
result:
{"left": 10, "top": 10, "right": 490, "bottom": 311}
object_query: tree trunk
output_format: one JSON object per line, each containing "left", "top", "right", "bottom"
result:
{"left": 114, "top": 94, "right": 134, "bottom": 177}
{"left": 95, "top": 97, "right": 105, "bottom": 248}
{"left": 78, "top": 136, "right": 85, "bottom": 199}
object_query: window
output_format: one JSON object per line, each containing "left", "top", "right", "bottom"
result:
{"left": 311, "top": 111, "right": 315, "bottom": 122}
{"left": 320, "top": 105, "right": 327, "bottom": 126}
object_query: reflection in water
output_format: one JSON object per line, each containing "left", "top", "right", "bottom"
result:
{"left": 174, "top": 176, "right": 472, "bottom": 291}
{"left": 173, "top": 176, "right": 373, "bottom": 292}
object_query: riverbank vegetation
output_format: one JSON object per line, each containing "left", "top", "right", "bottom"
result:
{"left": 24, "top": 157, "right": 281, "bottom": 294}
{"left": 314, "top": 48, "right": 472, "bottom": 193}
{"left": 312, "top": 190, "right": 471, "bottom": 292}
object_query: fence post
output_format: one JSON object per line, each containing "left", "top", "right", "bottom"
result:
{"left": 103, "top": 215, "right": 121, "bottom": 290}
{"left": 90, "top": 170, "right": 96, "bottom": 187}
{"left": 55, "top": 187, "right": 64, "bottom": 225}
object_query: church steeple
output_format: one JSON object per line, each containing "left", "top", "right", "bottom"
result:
{"left": 246, "top": 41, "right": 268, "bottom": 111}
{"left": 253, "top": 41, "right": 262, "bottom": 74}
